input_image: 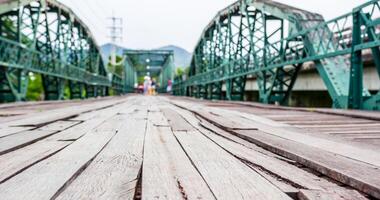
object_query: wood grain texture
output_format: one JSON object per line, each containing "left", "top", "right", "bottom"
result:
{"left": 37, "top": 120, "right": 80, "bottom": 131}
{"left": 0, "top": 130, "right": 58, "bottom": 155}
{"left": 235, "top": 130, "right": 380, "bottom": 199}
{"left": 0, "top": 126, "right": 33, "bottom": 138}
{"left": 142, "top": 111, "right": 215, "bottom": 200}
{"left": 0, "top": 115, "right": 120, "bottom": 199}
{"left": 298, "top": 189, "right": 368, "bottom": 200}
{"left": 56, "top": 110, "right": 147, "bottom": 200}
{"left": 0, "top": 140, "right": 71, "bottom": 183}
{"left": 170, "top": 104, "right": 368, "bottom": 199}
{"left": 168, "top": 98, "right": 380, "bottom": 199}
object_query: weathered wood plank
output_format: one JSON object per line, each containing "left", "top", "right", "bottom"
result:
{"left": 0, "top": 126, "right": 33, "bottom": 138}
{"left": 37, "top": 120, "right": 81, "bottom": 132}
{"left": 173, "top": 100, "right": 380, "bottom": 167}
{"left": 0, "top": 115, "right": 120, "bottom": 199}
{"left": 173, "top": 129, "right": 292, "bottom": 199}
{"left": 169, "top": 99, "right": 380, "bottom": 199}
{"left": 170, "top": 104, "right": 368, "bottom": 199}
{"left": 161, "top": 107, "right": 195, "bottom": 131}
{"left": 298, "top": 189, "right": 368, "bottom": 200}
{"left": 0, "top": 140, "right": 71, "bottom": 183}
{"left": 157, "top": 103, "right": 295, "bottom": 200}
{"left": 0, "top": 102, "right": 135, "bottom": 186}
{"left": 235, "top": 130, "right": 380, "bottom": 199}
{"left": 3, "top": 98, "right": 126, "bottom": 127}
{"left": 0, "top": 130, "right": 58, "bottom": 155}
{"left": 56, "top": 110, "right": 147, "bottom": 199}
{"left": 142, "top": 111, "right": 215, "bottom": 200}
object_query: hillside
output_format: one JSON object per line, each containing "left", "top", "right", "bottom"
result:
{"left": 156, "top": 45, "right": 192, "bottom": 68}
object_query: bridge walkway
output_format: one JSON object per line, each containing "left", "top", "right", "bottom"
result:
{"left": 0, "top": 95, "right": 379, "bottom": 199}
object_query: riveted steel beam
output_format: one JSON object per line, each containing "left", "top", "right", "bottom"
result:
{"left": 175, "top": 0, "right": 380, "bottom": 111}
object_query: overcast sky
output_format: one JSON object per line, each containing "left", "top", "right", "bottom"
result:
{"left": 59, "top": 0, "right": 367, "bottom": 52}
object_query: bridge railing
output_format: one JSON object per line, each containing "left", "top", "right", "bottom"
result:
{"left": 0, "top": 36, "right": 111, "bottom": 87}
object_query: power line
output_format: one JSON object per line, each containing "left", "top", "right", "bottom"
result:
{"left": 65, "top": 0, "right": 108, "bottom": 38}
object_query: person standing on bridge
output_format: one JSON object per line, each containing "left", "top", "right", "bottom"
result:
{"left": 167, "top": 79, "right": 172, "bottom": 93}
{"left": 143, "top": 76, "right": 150, "bottom": 95}
{"left": 151, "top": 78, "right": 157, "bottom": 95}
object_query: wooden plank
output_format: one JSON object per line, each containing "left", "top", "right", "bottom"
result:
{"left": 253, "top": 168, "right": 299, "bottom": 198}
{"left": 0, "top": 130, "right": 57, "bottom": 155}
{"left": 0, "top": 140, "right": 71, "bottom": 183}
{"left": 47, "top": 103, "right": 134, "bottom": 142}
{"left": 161, "top": 107, "right": 195, "bottom": 131}
{"left": 170, "top": 104, "right": 368, "bottom": 198}
{"left": 3, "top": 98, "right": 126, "bottom": 127}
{"left": 176, "top": 102, "right": 380, "bottom": 168}
{"left": 0, "top": 102, "right": 133, "bottom": 185}
{"left": 173, "top": 129, "right": 292, "bottom": 199}
{"left": 142, "top": 111, "right": 215, "bottom": 200}
{"left": 222, "top": 108, "right": 380, "bottom": 167}
{"left": 56, "top": 110, "right": 148, "bottom": 199}
{"left": 158, "top": 104, "right": 295, "bottom": 200}
{"left": 37, "top": 120, "right": 81, "bottom": 132}
{"left": 0, "top": 115, "right": 120, "bottom": 199}
{"left": 0, "top": 127, "right": 33, "bottom": 138}
{"left": 169, "top": 98, "right": 380, "bottom": 198}
{"left": 235, "top": 130, "right": 380, "bottom": 199}
{"left": 298, "top": 189, "right": 368, "bottom": 200}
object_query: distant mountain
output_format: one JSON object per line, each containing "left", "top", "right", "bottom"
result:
{"left": 100, "top": 43, "right": 192, "bottom": 69}
{"left": 156, "top": 45, "right": 192, "bottom": 68}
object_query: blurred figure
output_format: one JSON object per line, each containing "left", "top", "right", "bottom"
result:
{"left": 167, "top": 79, "right": 172, "bottom": 93}
{"left": 151, "top": 78, "right": 156, "bottom": 95}
{"left": 143, "top": 76, "right": 150, "bottom": 95}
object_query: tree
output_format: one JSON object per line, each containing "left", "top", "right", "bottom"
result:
{"left": 107, "top": 55, "right": 124, "bottom": 77}
{"left": 26, "top": 73, "right": 44, "bottom": 101}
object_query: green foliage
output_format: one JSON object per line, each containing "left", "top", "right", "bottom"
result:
{"left": 176, "top": 67, "right": 184, "bottom": 77}
{"left": 64, "top": 85, "right": 71, "bottom": 100}
{"left": 174, "top": 67, "right": 190, "bottom": 80}
{"left": 184, "top": 67, "right": 190, "bottom": 75}
{"left": 107, "top": 55, "right": 124, "bottom": 77}
{"left": 26, "top": 73, "right": 44, "bottom": 101}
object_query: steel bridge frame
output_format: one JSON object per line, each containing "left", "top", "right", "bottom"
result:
{"left": 174, "top": 0, "right": 380, "bottom": 110}
{"left": 0, "top": 0, "right": 123, "bottom": 102}
{"left": 124, "top": 50, "right": 174, "bottom": 93}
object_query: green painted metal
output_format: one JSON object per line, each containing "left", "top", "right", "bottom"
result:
{"left": 173, "top": 0, "right": 380, "bottom": 110}
{"left": 0, "top": 0, "right": 124, "bottom": 102}
{"left": 124, "top": 50, "right": 174, "bottom": 93}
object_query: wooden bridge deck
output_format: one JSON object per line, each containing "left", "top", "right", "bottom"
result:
{"left": 0, "top": 95, "right": 379, "bottom": 200}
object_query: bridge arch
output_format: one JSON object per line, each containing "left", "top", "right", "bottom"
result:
{"left": 0, "top": 0, "right": 123, "bottom": 102}
{"left": 177, "top": 0, "right": 380, "bottom": 110}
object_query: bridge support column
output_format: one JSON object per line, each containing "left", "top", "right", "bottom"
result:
{"left": 0, "top": 68, "right": 28, "bottom": 102}
{"left": 42, "top": 76, "right": 64, "bottom": 101}
{"left": 198, "top": 85, "right": 207, "bottom": 99}
{"left": 348, "top": 12, "right": 364, "bottom": 110}
{"left": 96, "top": 86, "right": 106, "bottom": 97}
{"left": 69, "top": 81, "right": 84, "bottom": 99}
{"left": 226, "top": 76, "right": 246, "bottom": 101}
{"left": 207, "top": 82, "right": 222, "bottom": 100}
{"left": 257, "top": 64, "right": 301, "bottom": 106}
{"left": 86, "top": 85, "right": 96, "bottom": 98}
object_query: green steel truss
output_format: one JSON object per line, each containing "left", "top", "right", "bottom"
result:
{"left": 0, "top": 0, "right": 123, "bottom": 102}
{"left": 124, "top": 50, "right": 174, "bottom": 93}
{"left": 174, "top": 0, "right": 380, "bottom": 110}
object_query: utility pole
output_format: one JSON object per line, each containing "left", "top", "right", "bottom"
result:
{"left": 107, "top": 15, "right": 123, "bottom": 66}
